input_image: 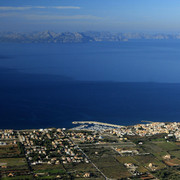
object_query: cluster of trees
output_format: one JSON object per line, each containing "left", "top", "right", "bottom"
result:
{"left": 102, "top": 138, "right": 117, "bottom": 143}
{"left": 154, "top": 168, "right": 180, "bottom": 180}
{"left": 17, "top": 142, "right": 25, "bottom": 155}
{"left": 33, "top": 138, "right": 54, "bottom": 152}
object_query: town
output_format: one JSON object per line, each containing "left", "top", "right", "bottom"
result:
{"left": 0, "top": 121, "right": 180, "bottom": 179}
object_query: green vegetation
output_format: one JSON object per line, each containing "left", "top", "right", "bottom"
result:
{"left": 153, "top": 142, "right": 180, "bottom": 151}
{"left": 1, "top": 175, "right": 33, "bottom": 180}
{"left": 153, "top": 151, "right": 169, "bottom": 160}
{"left": 83, "top": 147, "right": 131, "bottom": 179}
{"left": 0, "top": 145, "right": 21, "bottom": 158}
{"left": 17, "top": 142, "right": 25, "bottom": 155}
{"left": 116, "top": 156, "right": 147, "bottom": 173}
{"left": 34, "top": 168, "right": 65, "bottom": 175}
{"left": 126, "top": 134, "right": 166, "bottom": 144}
{"left": 169, "top": 150, "right": 180, "bottom": 158}
{"left": 33, "top": 164, "right": 64, "bottom": 171}
{"left": 116, "top": 156, "right": 137, "bottom": 164}
{"left": 95, "top": 156, "right": 131, "bottom": 179}
{"left": 1, "top": 127, "right": 180, "bottom": 179}
{"left": 0, "top": 157, "right": 27, "bottom": 167}
{"left": 153, "top": 167, "right": 180, "bottom": 180}
{"left": 65, "top": 162, "right": 95, "bottom": 172}
{"left": 133, "top": 155, "right": 166, "bottom": 170}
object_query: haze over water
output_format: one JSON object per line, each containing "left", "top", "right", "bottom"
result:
{"left": 1, "top": 40, "right": 180, "bottom": 129}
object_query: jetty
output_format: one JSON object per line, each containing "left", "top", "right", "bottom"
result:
{"left": 72, "top": 121, "right": 124, "bottom": 128}
{"left": 141, "top": 120, "right": 153, "bottom": 123}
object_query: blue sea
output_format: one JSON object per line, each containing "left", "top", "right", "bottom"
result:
{"left": 1, "top": 40, "right": 180, "bottom": 129}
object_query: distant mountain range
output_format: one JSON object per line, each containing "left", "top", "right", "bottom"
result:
{"left": 0, "top": 31, "right": 180, "bottom": 43}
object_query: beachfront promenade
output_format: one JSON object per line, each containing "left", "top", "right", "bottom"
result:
{"left": 72, "top": 121, "right": 124, "bottom": 128}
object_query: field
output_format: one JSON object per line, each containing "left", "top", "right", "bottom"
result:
{"left": 33, "top": 164, "right": 65, "bottom": 173}
{"left": 164, "top": 158, "right": 180, "bottom": 166}
{"left": 133, "top": 155, "right": 166, "bottom": 170}
{"left": 153, "top": 142, "right": 180, "bottom": 151}
{"left": 0, "top": 145, "right": 20, "bottom": 157}
{"left": 32, "top": 164, "right": 70, "bottom": 179}
{"left": 95, "top": 156, "right": 131, "bottom": 179}
{"left": 33, "top": 161, "right": 103, "bottom": 179}
{"left": 0, "top": 158, "right": 27, "bottom": 169}
{"left": 66, "top": 162, "right": 103, "bottom": 180}
{"left": 169, "top": 150, "right": 180, "bottom": 159}
{"left": 116, "top": 156, "right": 147, "bottom": 173}
{"left": 0, "top": 157, "right": 29, "bottom": 180}
{"left": 65, "top": 161, "right": 96, "bottom": 172}
{"left": 83, "top": 147, "right": 131, "bottom": 179}
{"left": 153, "top": 167, "right": 180, "bottom": 180}
{"left": 1, "top": 175, "right": 33, "bottom": 180}
{"left": 142, "top": 141, "right": 179, "bottom": 153}
{"left": 152, "top": 151, "right": 169, "bottom": 160}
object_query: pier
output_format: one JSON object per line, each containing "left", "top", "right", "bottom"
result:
{"left": 72, "top": 121, "right": 124, "bottom": 128}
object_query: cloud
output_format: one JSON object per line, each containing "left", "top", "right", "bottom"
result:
{"left": 0, "top": 7, "right": 32, "bottom": 11}
{"left": 25, "top": 14, "right": 101, "bottom": 20}
{"left": 51, "top": 6, "right": 80, "bottom": 10}
{"left": 0, "top": 12, "right": 19, "bottom": 17}
{"left": 0, "top": 12, "right": 101, "bottom": 21}
{"left": 0, "top": 6, "right": 81, "bottom": 11}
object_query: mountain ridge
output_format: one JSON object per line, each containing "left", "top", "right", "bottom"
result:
{"left": 1, "top": 31, "right": 180, "bottom": 43}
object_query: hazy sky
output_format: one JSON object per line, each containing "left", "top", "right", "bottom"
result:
{"left": 1, "top": 0, "right": 180, "bottom": 32}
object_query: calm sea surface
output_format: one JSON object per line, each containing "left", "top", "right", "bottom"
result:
{"left": 0, "top": 40, "right": 180, "bottom": 129}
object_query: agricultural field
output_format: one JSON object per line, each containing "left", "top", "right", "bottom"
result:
{"left": 32, "top": 164, "right": 68, "bottom": 179}
{"left": 83, "top": 147, "right": 131, "bottom": 179}
{"left": 139, "top": 141, "right": 180, "bottom": 153}
{"left": 164, "top": 158, "right": 180, "bottom": 166}
{"left": 65, "top": 161, "right": 96, "bottom": 172}
{"left": 0, "top": 145, "right": 20, "bottom": 157}
{"left": 0, "top": 158, "right": 27, "bottom": 169}
{"left": 153, "top": 167, "right": 180, "bottom": 180}
{"left": 116, "top": 156, "right": 147, "bottom": 173}
{"left": 152, "top": 142, "right": 180, "bottom": 151}
{"left": 1, "top": 175, "right": 33, "bottom": 180}
{"left": 152, "top": 151, "right": 169, "bottom": 160}
{"left": 95, "top": 156, "right": 131, "bottom": 179}
{"left": 133, "top": 155, "right": 166, "bottom": 170}
{"left": 66, "top": 162, "right": 103, "bottom": 180}
{"left": 33, "top": 164, "right": 65, "bottom": 173}
{"left": 169, "top": 150, "right": 180, "bottom": 159}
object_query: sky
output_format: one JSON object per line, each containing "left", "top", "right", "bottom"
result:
{"left": 1, "top": 0, "right": 180, "bottom": 33}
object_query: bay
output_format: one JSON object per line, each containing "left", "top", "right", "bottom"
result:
{"left": 0, "top": 40, "right": 180, "bottom": 129}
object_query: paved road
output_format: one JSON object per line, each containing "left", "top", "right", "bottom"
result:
{"left": 79, "top": 142, "right": 135, "bottom": 148}
{"left": 17, "top": 131, "right": 23, "bottom": 143}
{"left": 64, "top": 131, "right": 109, "bottom": 180}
